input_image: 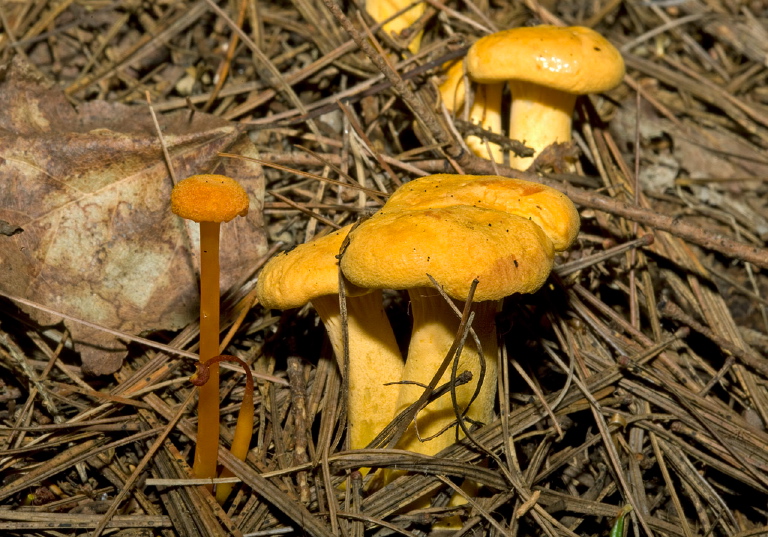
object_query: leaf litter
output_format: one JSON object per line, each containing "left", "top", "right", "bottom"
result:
{"left": 1, "top": 1, "right": 768, "bottom": 536}
{"left": 0, "top": 57, "right": 267, "bottom": 375}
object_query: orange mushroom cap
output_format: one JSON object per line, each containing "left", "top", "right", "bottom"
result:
{"left": 171, "top": 174, "right": 249, "bottom": 223}
{"left": 256, "top": 225, "right": 359, "bottom": 309}
{"left": 341, "top": 205, "right": 555, "bottom": 302}
{"left": 341, "top": 174, "right": 580, "bottom": 301}
{"left": 382, "top": 174, "right": 580, "bottom": 251}
{"left": 466, "top": 26, "right": 625, "bottom": 94}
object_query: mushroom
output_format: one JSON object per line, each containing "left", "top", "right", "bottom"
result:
{"left": 340, "top": 174, "right": 579, "bottom": 458}
{"left": 171, "top": 174, "right": 249, "bottom": 485}
{"left": 438, "top": 59, "right": 467, "bottom": 115}
{"left": 466, "top": 25, "right": 625, "bottom": 169}
{"left": 255, "top": 225, "right": 404, "bottom": 451}
{"left": 465, "top": 83, "right": 504, "bottom": 162}
{"left": 439, "top": 60, "right": 504, "bottom": 162}
{"left": 366, "top": 0, "right": 426, "bottom": 53}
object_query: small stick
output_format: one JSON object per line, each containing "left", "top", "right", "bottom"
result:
{"left": 287, "top": 356, "right": 311, "bottom": 504}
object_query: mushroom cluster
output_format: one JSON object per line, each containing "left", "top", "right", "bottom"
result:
{"left": 440, "top": 26, "right": 625, "bottom": 169}
{"left": 255, "top": 174, "right": 579, "bottom": 471}
{"left": 340, "top": 174, "right": 580, "bottom": 458}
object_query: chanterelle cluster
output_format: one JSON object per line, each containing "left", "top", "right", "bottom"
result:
{"left": 341, "top": 174, "right": 579, "bottom": 459}
{"left": 257, "top": 172, "right": 578, "bottom": 478}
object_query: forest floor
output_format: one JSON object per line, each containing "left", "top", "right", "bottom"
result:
{"left": 2, "top": 1, "right": 768, "bottom": 536}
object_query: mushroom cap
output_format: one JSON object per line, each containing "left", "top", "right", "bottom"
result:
{"left": 466, "top": 26, "right": 625, "bottom": 94}
{"left": 256, "top": 225, "right": 354, "bottom": 310}
{"left": 341, "top": 206, "right": 554, "bottom": 302}
{"left": 383, "top": 174, "right": 580, "bottom": 251}
{"left": 171, "top": 174, "right": 249, "bottom": 223}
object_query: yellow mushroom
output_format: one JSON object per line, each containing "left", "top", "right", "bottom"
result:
{"left": 438, "top": 60, "right": 504, "bottom": 162}
{"left": 467, "top": 26, "right": 625, "bottom": 169}
{"left": 256, "top": 225, "right": 405, "bottom": 451}
{"left": 366, "top": 0, "right": 426, "bottom": 53}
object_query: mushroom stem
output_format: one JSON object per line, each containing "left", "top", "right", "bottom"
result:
{"left": 439, "top": 59, "right": 467, "bottom": 115}
{"left": 507, "top": 82, "right": 577, "bottom": 170}
{"left": 438, "top": 63, "right": 504, "bottom": 163}
{"left": 395, "top": 289, "right": 498, "bottom": 456}
{"left": 466, "top": 82, "right": 504, "bottom": 163}
{"left": 193, "top": 220, "right": 222, "bottom": 486}
{"left": 312, "top": 291, "right": 404, "bottom": 450}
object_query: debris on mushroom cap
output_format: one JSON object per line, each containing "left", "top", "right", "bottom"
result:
{"left": 383, "top": 174, "right": 580, "bottom": 251}
{"left": 171, "top": 174, "right": 249, "bottom": 223}
{"left": 256, "top": 225, "right": 361, "bottom": 309}
{"left": 340, "top": 205, "right": 555, "bottom": 302}
{"left": 466, "top": 26, "right": 625, "bottom": 94}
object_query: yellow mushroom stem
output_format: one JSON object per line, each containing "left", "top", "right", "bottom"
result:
{"left": 311, "top": 290, "right": 404, "bottom": 450}
{"left": 191, "top": 354, "right": 254, "bottom": 504}
{"left": 394, "top": 289, "right": 498, "bottom": 456}
{"left": 438, "top": 62, "right": 504, "bottom": 162}
{"left": 439, "top": 59, "right": 467, "bottom": 115}
{"left": 507, "top": 82, "right": 577, "bottom": 170}
{"left": 466, "top": 83, "right": 504, "bottom": 163}
{"left": 193, "top": 220, "right": 222, "bottom": 487}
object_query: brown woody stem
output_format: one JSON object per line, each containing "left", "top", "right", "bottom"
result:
{"left": 192, "top": 221, "right": 221, "bottom": 488}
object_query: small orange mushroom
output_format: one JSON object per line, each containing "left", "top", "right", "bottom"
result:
{"left": 171, "top": 174, "right": 249, "bottom": 489}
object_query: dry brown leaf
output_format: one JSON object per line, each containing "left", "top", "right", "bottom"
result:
{"left": 0, "top": 57, "right": 267, "bottom": 375}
